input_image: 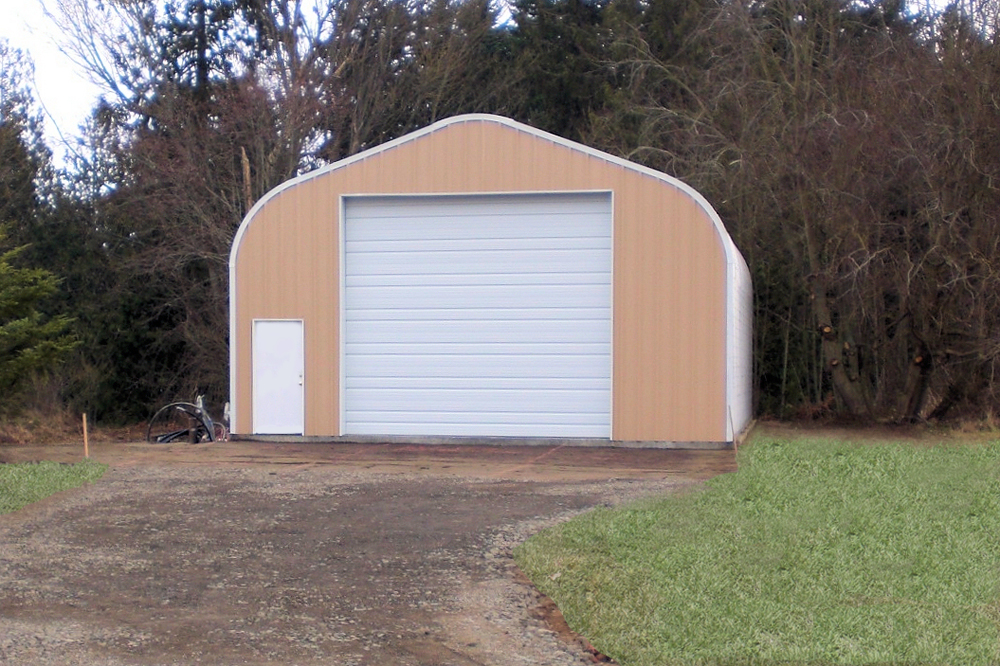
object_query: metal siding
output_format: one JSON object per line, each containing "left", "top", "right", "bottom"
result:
{"left": 232, "top": 116, "right": 733, "bottom": 441}
{"left": 342, "top": 194, "right": 612, "bottom": 437}
{"left": 727, "top": 251, "right": 754, "bottom": 439}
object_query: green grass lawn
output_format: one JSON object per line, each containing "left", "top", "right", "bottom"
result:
{"left": 515, "top": 436, "right": 1000, "bottom": 665}
{"left": 0, "top": 460, "right": 107, "bottom": 514}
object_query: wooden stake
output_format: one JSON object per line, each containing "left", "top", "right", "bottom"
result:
{"left": 82, "top": 413, "right": 90, "bottom": 459}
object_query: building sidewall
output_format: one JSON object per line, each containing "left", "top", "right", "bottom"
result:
{"left": 231, "top": 116, "right": 732, "bottom": 443}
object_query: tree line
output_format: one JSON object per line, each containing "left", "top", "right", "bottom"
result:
{"left": 2, "top": 0, "right": 999, "bottom": 425}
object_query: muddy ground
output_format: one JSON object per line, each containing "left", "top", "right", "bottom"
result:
{"left": 0, "top": 441, "right": 736, "bottom": 665}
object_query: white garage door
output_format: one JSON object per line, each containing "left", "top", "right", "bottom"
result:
{"left": 342, "top": 193, "right": 612, "bottom": 438}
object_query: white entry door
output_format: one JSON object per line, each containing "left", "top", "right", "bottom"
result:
{"left": 252, "top": 320, "right": 304, "bottom": 434}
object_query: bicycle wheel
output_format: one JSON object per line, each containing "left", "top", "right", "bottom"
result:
{"left": 146, "top": 402, "right": 214, "bottom": 443}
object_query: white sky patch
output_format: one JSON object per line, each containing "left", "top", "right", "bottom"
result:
{"left": 0, "top": 0, "right": 102, "bottom": 165}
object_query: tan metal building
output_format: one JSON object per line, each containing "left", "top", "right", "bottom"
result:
{"left": 230, "top": 114, "right": 752, "bottom": 447}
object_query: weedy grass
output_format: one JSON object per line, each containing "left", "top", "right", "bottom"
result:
{"left": 515, "top": 437, "right": 1000, "bottom": 665}
{"left": 0, "top": 460, "right": 108, "bottom": 514}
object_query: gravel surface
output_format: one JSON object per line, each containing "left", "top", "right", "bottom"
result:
{"left": 0, "top": 445, "right": 734, "bottom": 665}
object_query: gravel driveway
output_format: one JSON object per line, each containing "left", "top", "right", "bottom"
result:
{"left": 0, "top": 442, "right": 735, "bottom": 665}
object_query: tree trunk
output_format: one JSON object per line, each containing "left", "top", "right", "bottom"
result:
{"left": 811, "top": 284, "right": 870, "bottom": 418}
{"left": 898, "top": 348, "right": 932, "bottom": 422}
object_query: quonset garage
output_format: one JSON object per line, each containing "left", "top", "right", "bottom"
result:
{"left": 229, "top": 114, "right": 752, "bottom": 447}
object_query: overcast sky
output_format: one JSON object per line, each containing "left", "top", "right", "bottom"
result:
{"left": 0, "top": 0, "right": 103, "bottom": 164}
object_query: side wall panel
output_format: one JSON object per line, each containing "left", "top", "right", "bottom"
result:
{"left": 233, "top": 119, "right": 729, "bottom": 442}
{"left": 727, "top": 253, "right": 754, "bottom": 439}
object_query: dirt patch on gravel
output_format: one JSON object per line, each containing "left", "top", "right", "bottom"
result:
{"left": 0, "top": 443, "right": 736, "bottom": 665}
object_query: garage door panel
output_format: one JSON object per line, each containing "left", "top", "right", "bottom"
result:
{"left": 346, "top": 212, "right": 608, "bottom": 238}
{"left": 348, "top": 194, "right": 606, "bottom": 214}
{"left": 345, "top": 306, "right": 610, "bottom": 322}
{"left": 346, "top": 319, "right": 610, "bottom": 344}
{"left": 344, "top": 424, "right": 607, "bottom": 438}
{"left": 345, "top": 354, "right": 609, "bottom": 379}
{"left": 344, "top": 414, "right": 610, "bottom": 438}
{"left": 346, "top": 342, "right": 610, "bottom": 356}
{"left": 343, "top": 193, "right": 612, "bottom": 438}
{"left": 348, "top": 272, "right": 608, "bottom": 288}
{"left": 346, "top": 376, "right": 611, "bottom": 391}
{"left": 348, "top": 199, "right": 608, "bottom": 226}
{"left": 347, "top": 389, "right": 609, "bottom": 413}
{"left": 345, "top": 414, "right": 610, "bottom": 429}
{"left": 347, "top": 235, "right": 610, "bottom": 254}
{"left": 347, "top": 249, "right": 611, "bottom": 277}
{"left": 347, "top": 222, "right": 608, "bottom": 244}
{"left": 345, "top": 284, "right": 609, "bottom": 309}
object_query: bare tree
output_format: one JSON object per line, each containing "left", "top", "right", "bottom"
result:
{"left": 591, "top": 0, "right": 1000, "bottom": 422}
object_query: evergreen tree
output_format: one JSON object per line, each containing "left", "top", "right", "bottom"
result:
{"left": 0, "top": 231, "right": 77, "bottom": 409}
{"left": 0, "top": 41, "right": 77, "bottom": 412}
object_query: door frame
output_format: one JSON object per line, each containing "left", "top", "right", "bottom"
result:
{"left": 252, "top": 318, "right": 305, "bottom": 434}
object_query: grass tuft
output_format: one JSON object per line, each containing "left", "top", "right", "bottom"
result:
{"left": 0, "top": 460, "right": 108, "bottom": 514}
{"left": 515, "top": 437, "right": 1000, "bottom": 665}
